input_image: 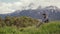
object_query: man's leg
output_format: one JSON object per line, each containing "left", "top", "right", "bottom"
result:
{"left": 36, "top": 22, "right": 43, "bottom": 28}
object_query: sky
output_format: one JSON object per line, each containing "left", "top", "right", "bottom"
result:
{"left": 0, "top": 0, "right": 60, "bottom": 14}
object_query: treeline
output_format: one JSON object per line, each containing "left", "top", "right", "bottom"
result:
{"left": 0, "top": 16, "right": 39, "bottom": 28}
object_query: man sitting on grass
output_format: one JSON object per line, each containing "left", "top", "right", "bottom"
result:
{"left": 36, "top": 13, "right": 49, "bottom": 28}
{"left": 42, "top": 13, "right": 49, "bottom": 23}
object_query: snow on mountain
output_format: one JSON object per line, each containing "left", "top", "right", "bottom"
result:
{"left": 0, "top": 6, "right": 60, "bottom": 20}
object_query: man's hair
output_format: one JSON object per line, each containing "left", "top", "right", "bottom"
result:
{"left": 42, "top": 13, "right": 46, "bottom": 15}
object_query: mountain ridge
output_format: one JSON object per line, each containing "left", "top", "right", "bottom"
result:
{"left": 0, "top": 6, "right": 60, "bottom": 20}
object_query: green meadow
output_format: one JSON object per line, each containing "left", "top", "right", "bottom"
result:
{"left": 0, "top": 21, "right": 60, "bottom": 34}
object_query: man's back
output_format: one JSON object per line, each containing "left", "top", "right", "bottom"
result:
{"left": 42, "top": 13, "right": 49, "bottom": 23}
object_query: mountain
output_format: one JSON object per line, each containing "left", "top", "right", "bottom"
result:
{"left": 43, "top": 6, "right": 60, "bottom": 20}
{"left": 0, "top": 6, "right": 60, "bottom": 20}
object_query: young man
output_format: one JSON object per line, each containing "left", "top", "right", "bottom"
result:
{"left": 42, "top": 13, "right": 49, "bottom": 23}
{"left": 36, "top": 13, "right": 49, "bottom": 28}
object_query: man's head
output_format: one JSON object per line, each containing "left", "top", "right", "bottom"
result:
{"left": 42, "top": 13, "right": 46, "bottom": 16}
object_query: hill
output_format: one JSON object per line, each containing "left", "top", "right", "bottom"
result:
{"left": 0, "top": 21, "right": 60, "bottom": 34}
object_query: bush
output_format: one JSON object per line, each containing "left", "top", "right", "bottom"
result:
{"left": 0, "top": 16, "right": 39, "bottom": 28}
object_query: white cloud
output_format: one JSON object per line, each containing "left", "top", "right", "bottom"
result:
{"left": 0, "top": 0, "right": 60, "bottom": 14}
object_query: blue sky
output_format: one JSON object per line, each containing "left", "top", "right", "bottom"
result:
{"left": 0, "top": 0, "right": 60, "bottom": 14}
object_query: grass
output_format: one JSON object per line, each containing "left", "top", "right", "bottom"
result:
{"left": 0, "top": 21, "right": 60, "bottom": 34}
